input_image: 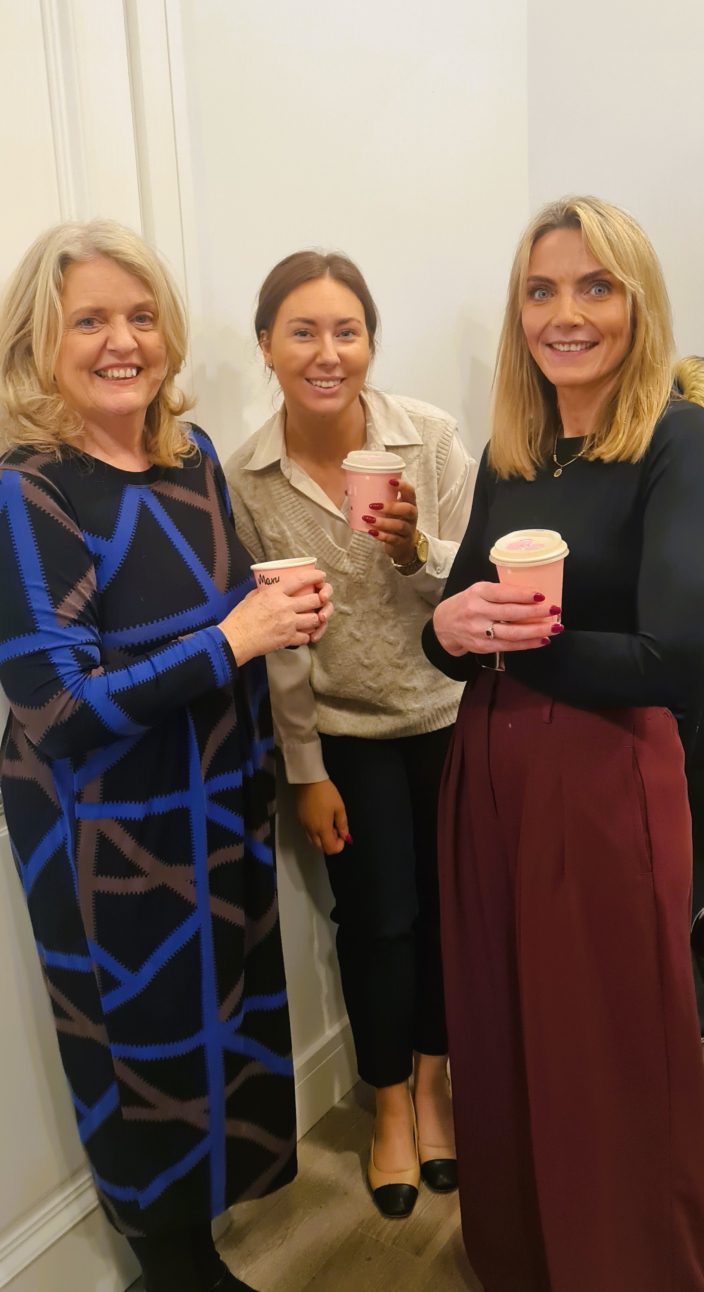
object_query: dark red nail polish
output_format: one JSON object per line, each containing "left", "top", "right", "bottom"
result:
{"left": 368, "top": 502, "right": 384, "bottom": 510}
{"left": 533, "top": 593, "right": 546, "bottom": 602}
{"left": 344, "top": 833, "right": 353, "bottom": 844}
{"left": 549, "top": 605, "right": 561, "bottom": 615}
{"left": 389, "top": 478, "right": 400, "bottom": 487}
{"left": 551, "top": 622, "right": 564, "bottom": 634}
{"left": 367, "top": 528, "right": 379, "bottom": 537}
{"left": 362, "top": 514, "right": 376, "bottom": 524}
{"left": 541, "top": 637, "right": 551, "bottom": 645}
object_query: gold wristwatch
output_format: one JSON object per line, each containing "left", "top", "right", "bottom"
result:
{"left": 392, "top": 530, "right": 428, "bottom": 575}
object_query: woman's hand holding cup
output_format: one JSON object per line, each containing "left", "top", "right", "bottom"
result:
{"left": 433, "top": 580, "right": 562, "bottom": 657}
{"left": 365, "top": 479, "right": 420, "bottom": 564}
{"left": 218, "top": 566, "right": 332, "bottom": 663}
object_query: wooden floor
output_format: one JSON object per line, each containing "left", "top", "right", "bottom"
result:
{"left": 216, "top": 1085, "right": 481, "bottom": 1292}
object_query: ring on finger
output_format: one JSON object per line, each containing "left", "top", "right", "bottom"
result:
{"left": 484, "top": 622, "right": 495, "bottom": 640}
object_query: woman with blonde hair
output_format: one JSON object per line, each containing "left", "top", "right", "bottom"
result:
{"left": 423, "top": 197, "right": 704, "bottom": 1291}
{"left": 0, "top": 220, "right": 332, "bottom": 1292}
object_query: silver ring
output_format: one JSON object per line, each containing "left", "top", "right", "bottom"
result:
{"left": 485, "top": 622, "right": 495, "bottom": 640}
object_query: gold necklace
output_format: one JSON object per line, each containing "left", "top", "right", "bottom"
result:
{"left": 552, "top": 434, "right": 588, "bottom": 478}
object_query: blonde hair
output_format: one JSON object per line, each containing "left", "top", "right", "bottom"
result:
{"left": 490, "top": 196, "right": 674, "bottom": 480}
{"left": 0, "top": 220, "right": 194, "bottom": 465}
{"left": 673, "top": 356, "right": 704, "bottom": 408}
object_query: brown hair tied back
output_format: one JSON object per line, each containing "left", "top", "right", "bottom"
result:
{"left": 255, "top": 250, "right": 380, "bottom": 354}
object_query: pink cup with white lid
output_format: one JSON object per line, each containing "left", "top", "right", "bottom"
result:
{"left": 341, "top": 449, "right": 405, "bottom": 532}
{"left": 489, "top": 529, "right": 569, "bottom": 623}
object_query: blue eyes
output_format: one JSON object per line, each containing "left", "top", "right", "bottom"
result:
{"left": 73, "top": 313, "right": 155, "bottom": 331}
{"left": 527, "top": 281, "right": 612, "bottom": 302}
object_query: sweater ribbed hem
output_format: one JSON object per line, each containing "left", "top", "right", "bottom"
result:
{"left": 315, "top": 696, "right": 462, "bottom": 742}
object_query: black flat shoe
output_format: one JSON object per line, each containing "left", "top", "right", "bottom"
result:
{"left": 420, "top": 1156, "right": 458, "bottom": 1193}
{"left": 369, "top": 1180, "right": 419, "bottom": 1218}
{"left": 206, "top": 1256, "right": 258, "bottom": 1291}
{"left": 212, "top": 1269, "right": 259, "bottom": 1291}
{"left": 188, "top": 1225, "right": 259, "bottom": 1292}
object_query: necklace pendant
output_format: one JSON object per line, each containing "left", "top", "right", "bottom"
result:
{"left": 553, "top": 466, "right": 563, "bottom": 478}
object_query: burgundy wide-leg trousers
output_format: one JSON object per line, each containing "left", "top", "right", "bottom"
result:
{"left": 439, "top": 672, "right": 704, "bottom": 1292}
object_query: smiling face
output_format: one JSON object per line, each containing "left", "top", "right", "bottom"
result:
{"left": 54, "top": 256, "right": 168, "bottom": 436}
{"left": 259, "top": 276, "right": 371, "bottom": 425}
{"left": 521, "top": 227, "right": 632, "bottom": 403}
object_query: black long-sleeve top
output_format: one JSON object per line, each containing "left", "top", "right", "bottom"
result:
{"left": 422, "top": 401, "right": 704, "bottom": 742}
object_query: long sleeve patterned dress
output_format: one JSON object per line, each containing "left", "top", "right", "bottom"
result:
{"left": 0, "top": 426, "right": 296, "bottom": 1235}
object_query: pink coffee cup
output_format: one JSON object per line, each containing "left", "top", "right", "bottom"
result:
{"left": 341, "top": 449, "right": 405, "bottom": 533}
{"left": 489, "top": 529, "right": 569, "bottom": 624}
{"left": 250, "top": 556, "right": 317, "bottom": 593}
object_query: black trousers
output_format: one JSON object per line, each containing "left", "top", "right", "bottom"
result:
{"left": 320, "top": 726, "right": 452, "bottom": 1088}
{"left": 127, "top": 1223, "right": 222, "bottom": 1292}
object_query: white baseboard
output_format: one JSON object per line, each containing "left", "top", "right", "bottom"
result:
{"left": 1, "top": 1020, "right": 355, "bottom": 1289}
{"left": 0, "top": 1168, "right": 98, "bottom": 1288}
{"left": 1, "top": 1181, "right": 136, "bottom": 1292}
{"left": 294, "top": 1016, "right": 357, "bottom": 1138}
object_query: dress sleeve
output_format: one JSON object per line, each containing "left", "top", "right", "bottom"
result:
{"left": 421, "top": 446, "right": 490, "bottom": 681}
{"left": 505, "top": 411, "right": 704, "bottom": 709}
{"left": 0, "top": 465, "right": 235, "bottom": 760}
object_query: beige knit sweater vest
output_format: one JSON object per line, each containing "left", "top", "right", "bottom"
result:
{"left": 228, "top": 402, "right": 465, "bottom": 741}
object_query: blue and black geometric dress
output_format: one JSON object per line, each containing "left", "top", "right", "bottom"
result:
{"left": 0, "top": 426, "right": 297, "bottom": 1235}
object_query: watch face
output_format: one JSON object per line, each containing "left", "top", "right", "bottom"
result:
{"left": 416, "top": 532, "right": 429, "bottom": 562}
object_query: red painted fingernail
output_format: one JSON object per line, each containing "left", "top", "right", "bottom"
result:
{"left": 541, "top": 637, "right": 551, "bottom": 645}
{"left": 367, "top": 528, "right": 379, "bottom": 537}
{"left": 389, "top": 478, "right": 400, "bottom": 487}
{"left": 344, "top": 833, "right": 353, "bottom": 844}
{"left": 533, "top": 593, "right": 545, "bottom": 602}
{"left": 362, "top": 514, "right": 376, "bottom": 524}
{"left": 549, "top": 605, "right": 561, "bottom": 615}
{"left": 551, "top": 622, "right": 564, "bottom": 634}
{"left": 368, "top": 502, "right": 384, "bottom": 510}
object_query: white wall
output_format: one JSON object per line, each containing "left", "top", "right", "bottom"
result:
{"left": 168, "top": 0, "right": 529, "bottom": 459}
{"left": 527, "top": 0, "right": 704, "bottom": 355}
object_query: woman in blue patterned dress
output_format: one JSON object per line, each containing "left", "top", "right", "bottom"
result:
{"left": 0, "top": 221, "right": 332, "bottom": 1292}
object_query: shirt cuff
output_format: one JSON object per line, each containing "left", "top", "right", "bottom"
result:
{"left": 394, "top": 534, "right": 458, "bottom": 604}
{"left": 280, "top": 735, "right": 328, "bottom": 784}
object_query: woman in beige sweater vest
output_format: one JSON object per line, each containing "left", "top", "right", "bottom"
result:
{"left": 225, "top": 252, "right": 476, "bottom": 1219}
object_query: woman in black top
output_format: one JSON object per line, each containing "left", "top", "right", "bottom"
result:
{"left": 423, "top": 197, "right": 704, "bottom": 1292}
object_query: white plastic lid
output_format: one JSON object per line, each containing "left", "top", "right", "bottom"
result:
{"left": 250, "top": 557, "right": 315, "bottom": 570}
{"left": 341, "top": 449, "right": 405, "bottom": 473}
{"left": 489, "top": 529, "right": 569, "bottom": 567}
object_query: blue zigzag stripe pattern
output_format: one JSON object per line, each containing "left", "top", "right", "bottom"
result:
{"left": 0, "top": 427, "right": 297, "bottom": 1233}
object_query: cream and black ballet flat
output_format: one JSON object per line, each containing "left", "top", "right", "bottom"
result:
{"left": 367, "top": 1127, "right": 420, "bottom": 1218}
{"left": 418, "top": 1139, "right": 458, "bottom": 1193}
